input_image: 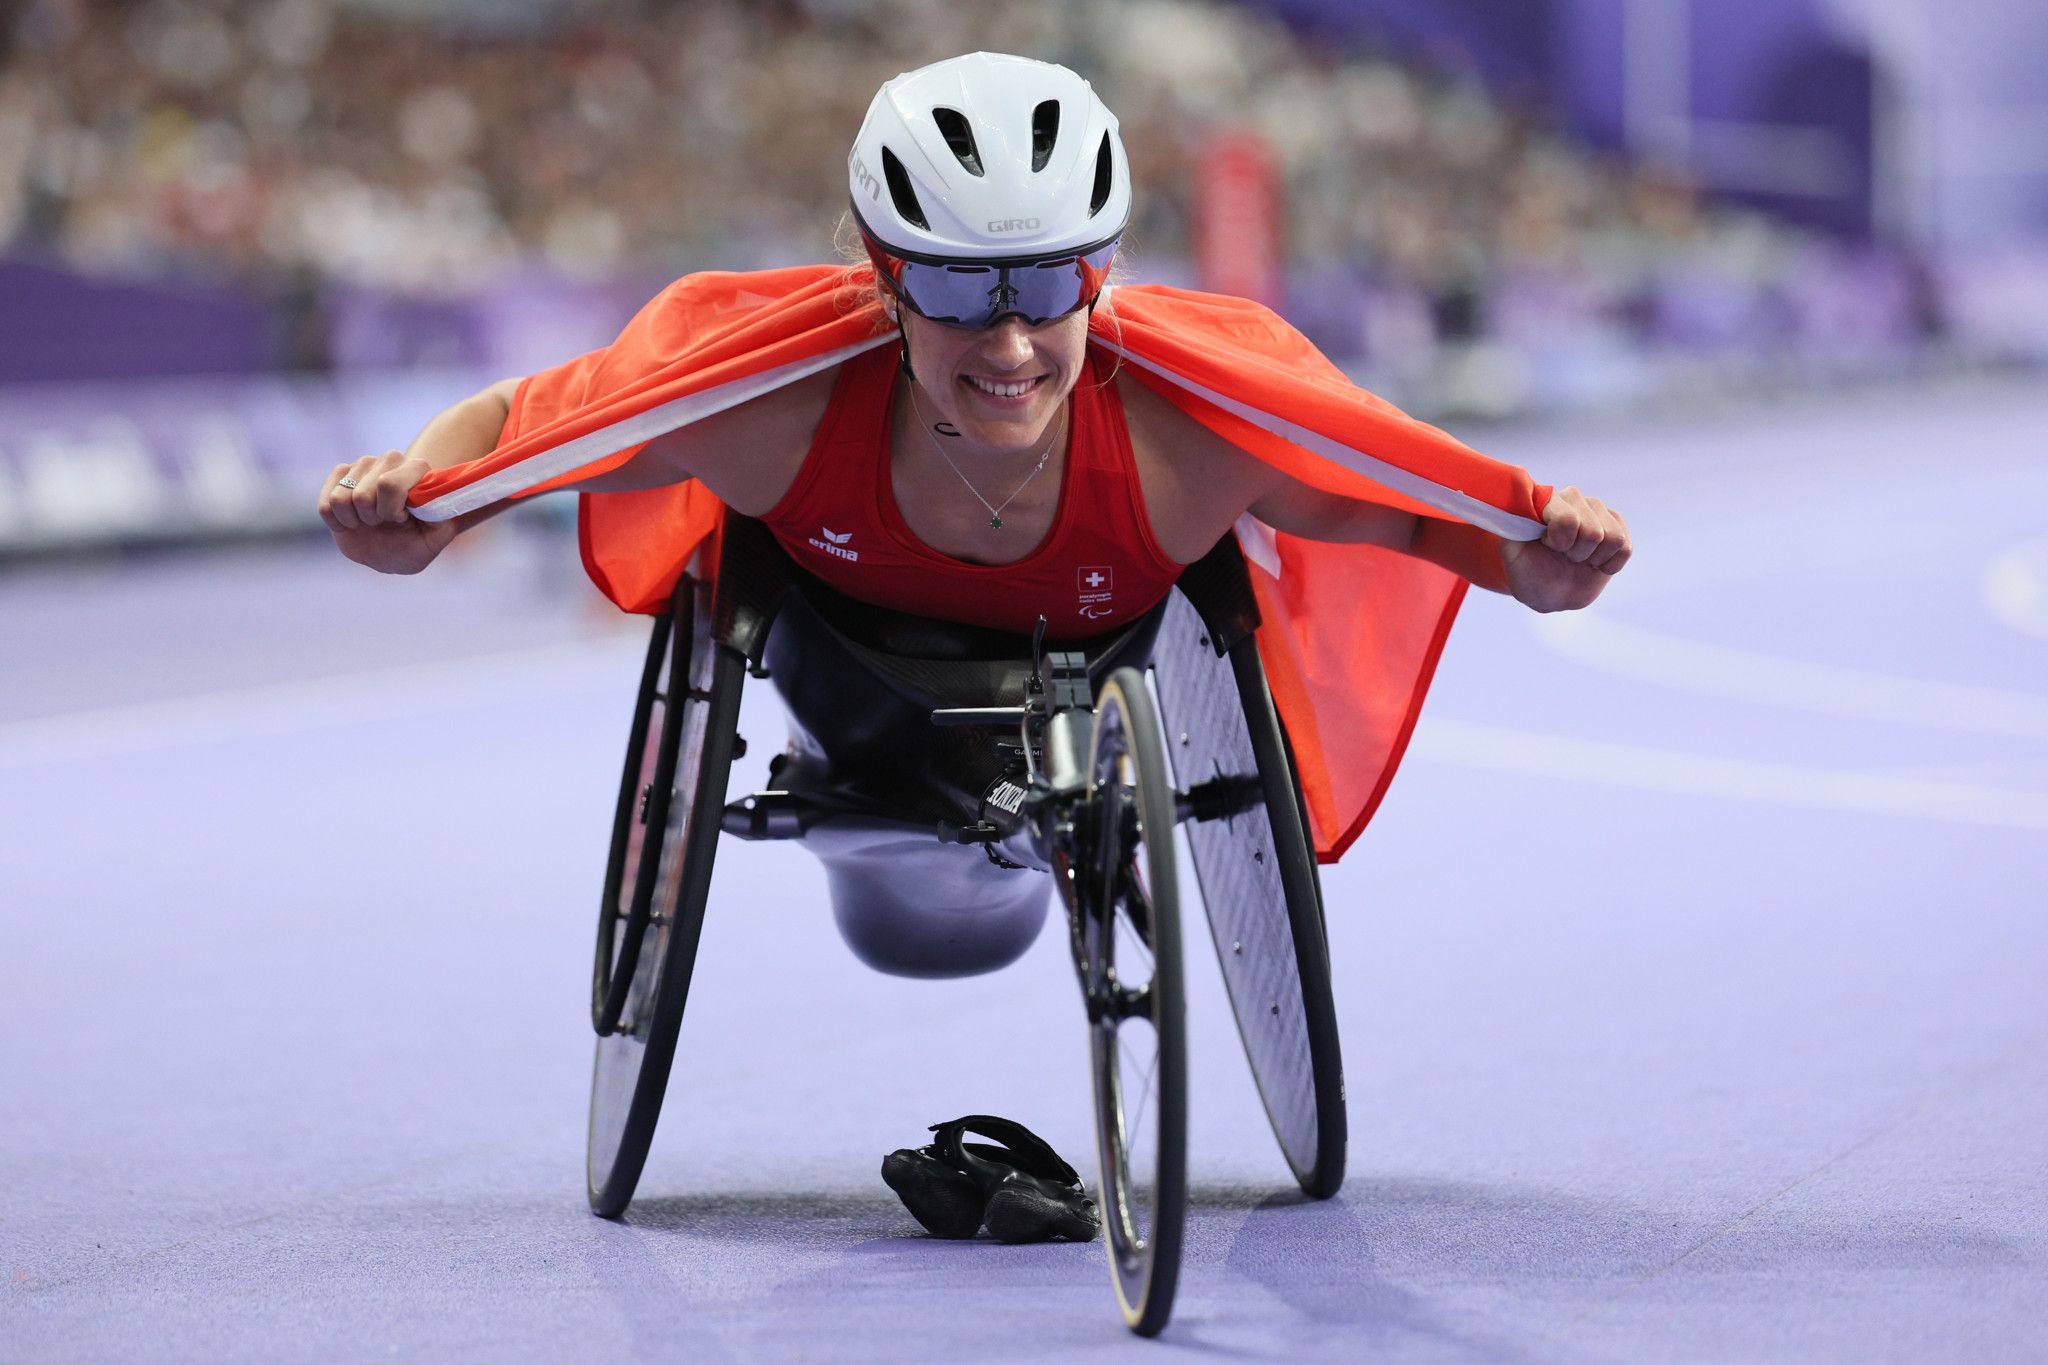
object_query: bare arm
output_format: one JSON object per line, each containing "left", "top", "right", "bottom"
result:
{"left": 406, "top": 377, "right": 524, "bottom": 528}
{"left": 317, "top": 377, "right": 521, "bottom": 574}
{"left": 1122, "top": 372, "right": 1630, "bottom": 610}
{"left": 1248, "top": 458, "right": 1631, "bottom": 610}
{"left": 320, "top": 366, "right": 837, "bottom": 576}
{"left": 1246, "top": 474, "right": 1418, "bottom": 552}
{"left": 1247, "top": 476, "right": 1516, "bottom": 589}
{"left": 1249, "top": 460, "right": 1632, "bottom": 610}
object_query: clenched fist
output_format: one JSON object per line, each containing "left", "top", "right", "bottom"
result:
{"left": 1502, "top": 485, "right": 1632, "bottom": 612}
{"left": 317, "top": 451, "right": 456, "bottom": 575}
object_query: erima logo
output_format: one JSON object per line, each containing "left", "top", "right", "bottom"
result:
{"left": 852, "top": 157, "right": 880, "bottom": 201}
{"left": 987, "top": 217, "right": 1041, "bottom": 232}
{"left": 807, "top": 526, "right": 859, "bottom": 561}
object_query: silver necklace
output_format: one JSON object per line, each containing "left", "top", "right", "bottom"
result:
{"left": 907, "top": 385, "right": 1066, "bottom": 530}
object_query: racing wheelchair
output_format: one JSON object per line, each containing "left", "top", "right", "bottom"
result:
{"left": 585, "top": 514, "right": 1344, "bottom": 1337}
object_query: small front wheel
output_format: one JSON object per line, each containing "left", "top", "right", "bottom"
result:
{"left": 1081, "top": 667, "right": 1187, "bottom": 1337}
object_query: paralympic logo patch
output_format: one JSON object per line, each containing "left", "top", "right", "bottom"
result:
{"left": 1077, "top": 565, "right": 1115, "bottom": 619}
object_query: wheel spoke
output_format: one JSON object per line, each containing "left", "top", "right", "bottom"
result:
{"left": 1117, "top": 843, "right": 1158, "bottom": 950}
{"left": 1121, "top": 1033, "right": 1160, "bottom": 1143}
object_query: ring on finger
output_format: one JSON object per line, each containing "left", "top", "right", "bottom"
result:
{"left": 337, "top": 476, "right": 360, "bottom": 489}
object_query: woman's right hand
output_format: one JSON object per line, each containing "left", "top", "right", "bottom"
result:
{"left": 318, "top": 451, "right": 458, "bottom": 575}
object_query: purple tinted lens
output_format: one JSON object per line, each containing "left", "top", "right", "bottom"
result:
{"left": 897, "top": 240, "right": 1119, "bottom": 327}
{"left": 895, "top": 262, "right": 1004, "bottom": 326}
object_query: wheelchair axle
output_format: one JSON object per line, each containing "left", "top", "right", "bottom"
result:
{"left": 720, "top": 790, "right": 825, "bottom": 841}
{"left": 1176, "top": 772, "right": 1263, "bottom": 825}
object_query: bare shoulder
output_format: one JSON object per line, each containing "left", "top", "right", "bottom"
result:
{"left": 1114, "top": 367, "right": 1277, "bottom": 564}
{"left": 641, "top": 365, "right": 840, "bottom": 516}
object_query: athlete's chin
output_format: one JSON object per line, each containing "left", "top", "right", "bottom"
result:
{"left": 966, "top": 417, "right": 1053, "bottom": 452}
{"left": 954, "top": 403, "right": 1048, "bottom": 439}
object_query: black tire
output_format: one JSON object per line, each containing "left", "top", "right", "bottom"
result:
{"left": 587, "top": 572, "right": 746, "bottom": 1218}
{"left": 1083, "top": 668, "right": 1187, "bottom": 1338}
{"left": 1151, "top": 590, "right": 1346, "bottom": 1198}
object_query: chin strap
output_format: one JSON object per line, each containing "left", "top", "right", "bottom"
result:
{"left": 883, "top": 284, "right": 916, "bottom": 383}
{"left": 896, "top": 313, "right": 916, "bottom": 383}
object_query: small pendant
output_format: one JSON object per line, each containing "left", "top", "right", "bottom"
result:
{"left": 989, "top": 515, "right": 1003, "bottom": 530}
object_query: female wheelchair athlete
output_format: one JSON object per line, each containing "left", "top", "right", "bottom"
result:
{"left": 586, "top": 514, "right": 1344, "bottom": 1338}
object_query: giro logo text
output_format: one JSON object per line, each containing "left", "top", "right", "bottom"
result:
{"left": 852, "top": 158, "right": 880, "bottom": 201}
{"left": 987, "top": 217, "right": 1042, "bottom": 232}
{"left": 809, "top": 526, "right": 860, "bottom": 562}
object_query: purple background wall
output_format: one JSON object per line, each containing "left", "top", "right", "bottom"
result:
{"left": 1247, "top": 0, "right": 1872, "bottom": 236}
{"left": 1241, "top": 0, "right": 1559, "bottom": 100}
{"left": 0, "top": 258, "right": 283, "bottom": 382}
{"left": 1240, "top": 0, "right": 2048, "bottom": 247}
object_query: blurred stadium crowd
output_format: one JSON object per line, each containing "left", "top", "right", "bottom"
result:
{"left": 0, "top": 0, "right": 1955, "bottom": 409}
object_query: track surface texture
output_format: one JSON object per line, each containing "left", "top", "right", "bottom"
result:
{"left": 4, "top": 376, "right": 2044, "bottom": 1362}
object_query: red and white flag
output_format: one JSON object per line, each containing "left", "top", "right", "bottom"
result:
{"left": 409, "top": 266, "right": 1550, "bottom": 862}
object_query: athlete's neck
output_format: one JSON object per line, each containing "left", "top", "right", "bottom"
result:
{"left": 893, "top": 375, "right": 1069, "bottom": 486}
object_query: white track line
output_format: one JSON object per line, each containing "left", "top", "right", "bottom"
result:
{"left": 1532, "top": 610, "right": 2048, "bottom": 740}
{"left": 0, "top": 637, "right": 644, "bottom": 771}
{"left": 1412, "top": 717, "right": 2048, "bottom": 832}
{"left": 1985, "top": 537, "right": 2048, "bottom": 641}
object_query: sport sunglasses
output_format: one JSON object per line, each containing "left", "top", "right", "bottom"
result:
{"left": 860, "top": 227, "right": 1121, "bottom": 330}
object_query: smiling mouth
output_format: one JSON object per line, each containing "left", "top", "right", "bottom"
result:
{"left": 962, "top": 374, "right": 1047, "bottom": 399}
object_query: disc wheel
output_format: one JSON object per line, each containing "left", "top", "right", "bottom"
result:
{"left": 587, "top": 573, "right": 745, "bottom": 1218}
{"left": 1151, "top": 590, "right": 1346, "bottom": 1197}
{"left": 1082, "top": 667, "right": 1187, "bottom": 1337}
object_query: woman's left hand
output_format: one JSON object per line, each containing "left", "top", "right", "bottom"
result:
{"left": 1501, "top": 486, "right": 1632, "bottom": 612}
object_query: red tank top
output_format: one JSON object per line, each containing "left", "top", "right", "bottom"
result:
{"left": 760, "top": 346, "right": 1183, "bottom": 636}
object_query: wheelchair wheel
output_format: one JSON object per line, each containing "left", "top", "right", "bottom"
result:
{"left": 587, "top": 571, "right": 746, "bottom": 1218}
{"left": 1082, "top": 667, "right": 1187, "bottom": 1338}
{"left": 1151, "top": 590, "right": 1346, "bottom": 1198}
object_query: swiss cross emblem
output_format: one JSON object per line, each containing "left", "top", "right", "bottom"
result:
{"left": 1076, "top": 565, "right": 1116, "bottom": 620}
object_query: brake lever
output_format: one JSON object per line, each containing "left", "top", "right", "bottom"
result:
{"left": 1029, "top": 615, "right": 1049, "bottom": 702}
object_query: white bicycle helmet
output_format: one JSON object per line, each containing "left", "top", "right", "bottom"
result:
{"left": 849, "top": 51, "right": 1132, "bottom": 262}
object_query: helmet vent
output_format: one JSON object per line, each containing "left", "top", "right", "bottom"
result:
{"left": 1031, "top": 101, "right": 1060, "bottom": 172}
{"left": 1089, "top": 131, "right": 1114, "bottom": 216}
{"left": 881, "top": 147, "right": 929, "bottom": 230}
{"left": 931, "top": 107, "right": 983, "bottom": 176}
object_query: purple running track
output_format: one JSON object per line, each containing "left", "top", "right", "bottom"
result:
{"left": 2, "top": 376, "right": 2045, "bottom": 1362}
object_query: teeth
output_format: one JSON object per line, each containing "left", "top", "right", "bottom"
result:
{"left": 966, "top": 376, "right": 1038, "bottom": 398}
